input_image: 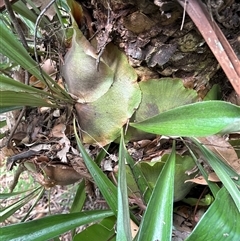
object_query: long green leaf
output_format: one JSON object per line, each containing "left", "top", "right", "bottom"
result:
{"left": 70, "top": 180, "right": 86, "bottom": 213}
{"left": 136, "top": 142, "right": 176, "bottom": 241}
{"left": 69, "top": 181, "right": 86, "bottom": 237}
{"left": 0, "top": 21, "right": 45, "bottom": 81}
{"left": 125, "top": 150, "right": 152, "bottom": 203}
{"left": 130, "top": 101, "right": 240, "bottom": 137}
{"left": 73, "top": 119, "right": 118, "bottom": 214}
{"left": 0, "top": 91, "right": 57, "bottom": 107}
{"left": 0, "top": 75, "right": 54, "bottom": 97}
{"left": 0, "top": 106, "right": 23, "bottom": 114}
{"left": 0, "top": 119, "right": 6, "bottom": 128}
{"left": 0, "top": 187, "right": 42, "bottom": 222}
{"left": 116, "top": 130, "right": 132, "bottom": 241}
{"left": 191, "top": 138, "right": 240, "bottom": 211}
{"left": 0, "top": 210, "right": 114, "bottom": 241}
{"left": 73, "top": 216, "right": 116, "bottom": 241}
{"left": 12, "top": 1, "right": 48, "bottom": 27}
{"left": 186, "top": 187, "right": 240, "bottom": 241}
{"left": 0, "top": 21, "right": 71, "bottom": 101}
{"left": 184, "top": 139, "right": 220, "bottom": 197}
{"left": 21, "top": 187, "right": 45, "bottom": 222}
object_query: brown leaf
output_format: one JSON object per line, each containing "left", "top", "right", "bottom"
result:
{"left": 29, "top": 0, "right": 56, "bottom": 21}
{"left": 208, "top": 172, "right": 221, "bottom": 182}
{"left": 198, "top": 135, "right": 240, "bottom": 174}
{"left": 185, "top": 172, "right": 221, "bottom": 185}
{"left": 38, "top": 162, "right": 82, "bottom": 187}
{"left": 185, "top": 176, "right": 208, "bottom": 185}
{"left": 50, "top": 123, "right": 66, "bottom": 138}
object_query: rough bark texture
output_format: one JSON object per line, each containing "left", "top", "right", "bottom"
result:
{"left": 80, "top": 0, "right": 240, "bottom": 98}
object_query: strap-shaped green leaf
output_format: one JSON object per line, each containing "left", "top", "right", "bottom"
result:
{"left": 0, "top": 187, "right": 42, "bottom": 222}
{"left": 73, "top": 119, "right": 118, "bottom": 214}
{"left": 186, "top": 187, "right": 240, "bottom": 241}
{"left": 131, "top": 101, "right": 240, "bottom": 137}
{"left": 0, "top": 210, "right": 113, "bottom": 241}
{"left": 0, "top": 75, "right": 53, "bottom": 96}
{"left": 136, "top": 142, "right": 175, "bottom": 241}
{"left": 0, "top": 21, "right": 71, "bottom": 100}
{"left": 116, "top": 130, "right": 132, "bottom": 241}
{"left": 0, "top": 91, "right": 57, "bottom": 108}
{"left": 191, "top": 138, "right": 240, "bottom": 212}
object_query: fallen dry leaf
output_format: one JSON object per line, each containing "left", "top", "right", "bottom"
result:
{"left": 50, "top": 123, "right": 66, "bottom": 138}
{"left": 185, "top": 176, "right": 208, "bottom": 185}
{"left": 185, "top": 172, "right": 222, "bottom": 185}
{"left": 198, "top": 135, "right": 240, "bottom": 174}
{"left": 57, "top": 135, "right": 71, "bottom": 163}
{"left": 29, "top": 0, "right": 56, "bottom": 21}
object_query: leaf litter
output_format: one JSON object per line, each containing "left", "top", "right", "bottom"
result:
{"left": 1, "top": 0, "right": 240, "bottom": 240}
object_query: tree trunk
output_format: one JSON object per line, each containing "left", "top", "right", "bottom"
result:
{"left": 81, "top": 0, "right": 240, "bottom": 99}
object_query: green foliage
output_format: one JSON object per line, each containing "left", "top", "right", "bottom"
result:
{"left": 117, "top": 131, "right": 132, "bottom": 241}
{"left": 1, "top": 210, "right": 114, "bottom": 241}
{"left": 186, "top": 187, "right": 240, "bottom": 241}
{"left": 0, "top": 187, "right": 43, "bottom": 222}
{"left": 139, "top": 154, "right": 197, "bottom": 201}
{"left": 1, "top": 0, "right": 240, "bottom": 240}
{"left": 191, "top": 138, "right": 240, "bottom": 211}
{"left": 135, "top": 142, "right": 176, "bottom": 241}
{"left": 73, "top": 119, "right": 118, "bottom": 214}
{"left": 130, "top": 101, "right": 240, "bottom": 136}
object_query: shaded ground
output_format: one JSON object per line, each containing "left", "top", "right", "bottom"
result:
{"left": 1, "top": 0, "right": 240, "bottom": 240}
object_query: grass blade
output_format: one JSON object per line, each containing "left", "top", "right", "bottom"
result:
{"left": 73, "top": 119, "right": 118, "bottom": 214}
{"left": 125, "top": 149, "right": 152, "bottom": 203}
{"left": 116, "top": 130, "right": 132, "bottom": 241}
{"left": 70, "top": 180, "right": 86, "bottom": 213}
{"left": 1, "top": 210, "right": 114, "bottom": 241}
{"left": 0, "top": 21, "right": 71, "bottom": 101}
{"left": 0, "top": 91, "right": 57, "bottom": 108}
{"left": 0, "top": 75, "right": 54, "bottom": 97}
{"left": 136, "top": 141, "right": 176, "bottom": 241}
{"left": 0, "top": 187, "right": 42, "bottom": 222}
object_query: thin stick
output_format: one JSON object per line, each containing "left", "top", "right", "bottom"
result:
{"left": 7, "top": 107, "right": 26, "bottom": 148}
{"left": 4, "top": 0, "right": 28, "bottom": 49}
{"left": 34, "top": 0, "right": 56, "bottom": 80}
{"left": 180, "top": 0, "right": 187, "bottom": 30}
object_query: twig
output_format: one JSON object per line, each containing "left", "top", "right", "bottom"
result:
{"left": 180, "top": 0, "right": 187, "bottom": 30}
{"left": 6, "top": 107, "right": 26, "bottom": 148}
{"left": 3, "top": 0, "right": 28, "bottom": 49}
{"left": 176, "top": 0, "right": 240, "bottom": 96}
{"left": 6, "top": 149, "right": 38, "bottom": 170}
{"left": 34, "top": 0, "right": 56, "bottom": 81}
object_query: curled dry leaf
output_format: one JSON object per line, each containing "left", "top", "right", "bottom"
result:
{"left": 130, "top": 219, "right": 139, "bottom": 239}
{"left": 30, "top": 59, "right": 57, "bottom": 89}
{"left": 198, "top": 135, "right": 240, "bottom": 174}
{"left": 56, "top": 135, "right": 71, "bottom": 163}
{"left": 50, "top": 123, "right": 66, "bottom": 138}
{"left": 185, "top": 172, "right": 221, "bottom": 185}
{"left": 38, "top": 161, "right": 82, "bottom": 188}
